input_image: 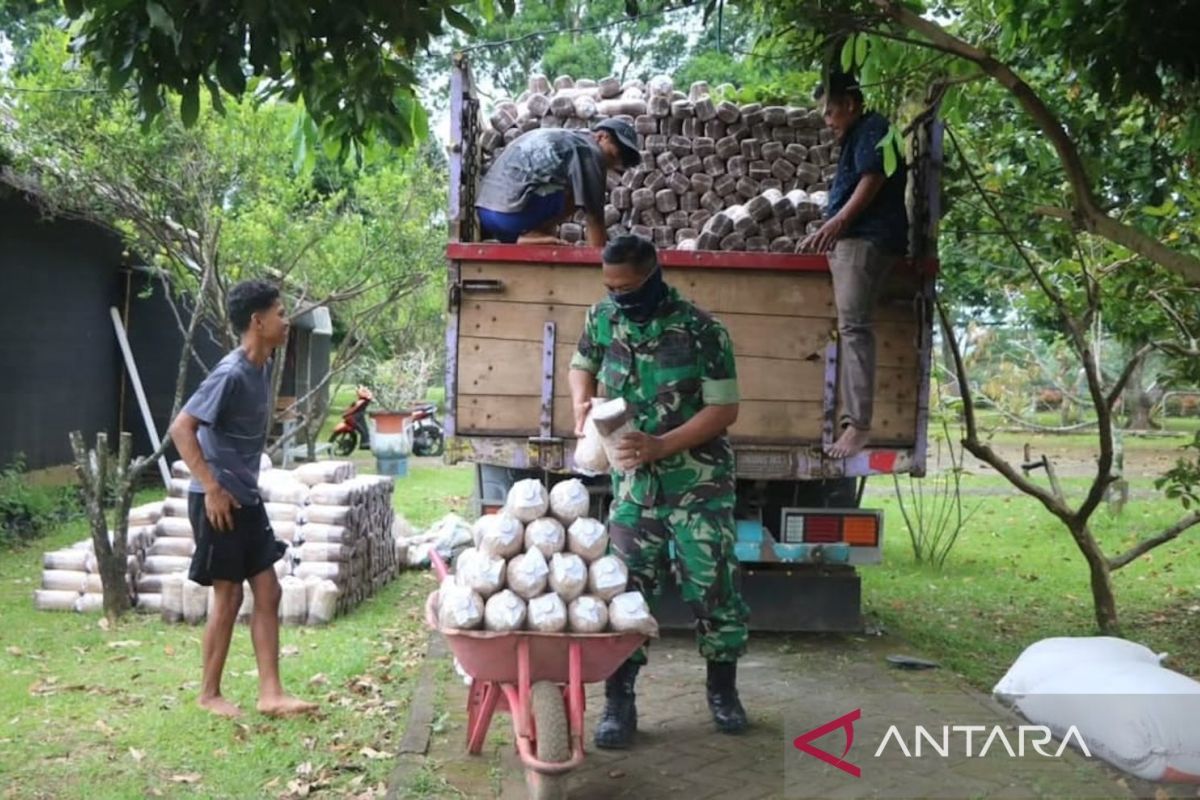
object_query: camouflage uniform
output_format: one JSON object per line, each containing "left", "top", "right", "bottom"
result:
{"left": 571, "top": 286, "right": 750, "bottom": 664}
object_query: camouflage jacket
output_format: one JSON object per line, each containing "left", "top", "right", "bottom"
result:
{"left": 570, "top": 286, "right": 739, "bottom": 508}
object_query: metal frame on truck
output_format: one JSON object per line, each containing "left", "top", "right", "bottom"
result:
{"left": 443, "top": 53, "right": 942, "bottom": 631}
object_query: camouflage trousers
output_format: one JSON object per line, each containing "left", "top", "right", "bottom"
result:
{"left": 608, "top": 497, "right": 750, "bottom": 665}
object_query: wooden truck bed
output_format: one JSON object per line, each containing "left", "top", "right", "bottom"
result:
{"left": 445, "top": 243, "right": 934, "bottom": 480}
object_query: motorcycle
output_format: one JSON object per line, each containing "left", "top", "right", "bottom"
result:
{"left": 409, "top": 402, "right": 445, "bottom": 457}
{"left": 329, "top": 386, "right": 374, "bottom": 457}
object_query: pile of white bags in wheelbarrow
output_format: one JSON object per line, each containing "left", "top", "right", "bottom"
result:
{"left": 993, "top": 636, "right": 1200, "bottom": 783}
{"left": 436, "top": 478, "right": 657, "bottom": 637}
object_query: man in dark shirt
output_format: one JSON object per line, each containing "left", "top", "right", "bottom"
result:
{"left": 169, "top": 279, "right": 317, "bottom": 719}
{"left": 476, "top": 118, "right": 640, "bottom": 247}
{"left": 801, "top": 72, "right": 909, "bottom": 458}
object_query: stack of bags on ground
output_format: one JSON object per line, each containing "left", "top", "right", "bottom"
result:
{"left": 479, "top": 73, "right": 838, "bottom": 250}
{"left": 435, "top": 478, "right": 657, "bottom": 636}
{"left": 35, "top": 458, "right": 408, "bottom": 626}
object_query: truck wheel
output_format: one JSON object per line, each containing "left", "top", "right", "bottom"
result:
{"left": 526, "top": 681, "right": 570, "bottom": 800}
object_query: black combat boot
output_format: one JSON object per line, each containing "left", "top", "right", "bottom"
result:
{"left": 594, "top": 659, "right": 639, "bottom": 749}
{"left": 706, "top": 660, "right": 748, "bottom": 734}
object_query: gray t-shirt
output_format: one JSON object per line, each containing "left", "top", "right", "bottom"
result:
{"left": 184, "top": 348, "right": 271, "bottom": 505}
{"left": 476, "top": 128, "right": 607, "bottom": 219}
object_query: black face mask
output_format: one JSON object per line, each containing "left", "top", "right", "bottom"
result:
{"left": 609, "top": 267, "right": 668, "bottom": 323}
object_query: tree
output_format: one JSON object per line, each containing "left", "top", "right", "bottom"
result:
{"left": 57, "top": 0, "right": 489, "bottom": 153}
{"left": 3, "top": 25, "right": 448, "bottom": 615}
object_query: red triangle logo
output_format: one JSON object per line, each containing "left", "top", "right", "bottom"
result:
{"left": 793, "top": 708, "right": 862, "bottom": 777}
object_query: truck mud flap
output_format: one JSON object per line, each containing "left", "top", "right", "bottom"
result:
{"left": 652, "top": 564, "right": 862, "bottom": 634}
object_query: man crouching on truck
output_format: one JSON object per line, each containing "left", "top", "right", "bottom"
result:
{"left": 568, "top": 234, "right": 750, "bottom": 747}
{"left": 168, "top": 280, "right": 317, "bottom": 720}
{"left": 476, "top": 118, "right": 640, "bottom": 247}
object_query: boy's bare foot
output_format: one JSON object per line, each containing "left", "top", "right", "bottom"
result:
{"left": 826, "top": 425, "right": 870, "bottom": 459}
{"left": 257, "top": 694, "right": 319, "bottom": 718}
{"left": 198, "top": 695, "right": 243, "bottom": 718}
{"left": 515, "top": 233, "right": 565, "bottom": 245}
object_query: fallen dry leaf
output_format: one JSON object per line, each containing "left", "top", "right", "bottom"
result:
{"left": 170, "top": 773, "right": 201, "bottom": 784}
{"left": 608, "top": 769, "right": 625, "bottom": 779}
{"left": 1153, "top": 789, "right": 1170, "bottom": 800}
{"left": 308, "top": 673, "right": 328, "bottom": 687}
{"left": 97, "top": 618, "right": 111, "bottom": 631}
{"left": 107, "top": 640, "right": 142, "bottom": 649}
{"left": 129, "top": 748, "right": 144, "bottom": 763}
{"left": 358, "top": 747, "right": 393, "bottom": 760}
{"left": 6, "top": 646, "right": 22, "bottom": 657}
{"left": 94, "top": 719, "right": 116, "bottom": 737}
{"left": 296, "top": 762, "right": 314, "bottom": 778}
{"left": 163, "top": 645, "right": 176, "bottom": 657}
{"left": 281, "top": 645, "right": 300, "bottom": 658}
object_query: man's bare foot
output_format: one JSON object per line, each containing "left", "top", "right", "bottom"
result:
{"left": 826, "top": 425, "right": 870, "bottom": 459}
{"left": 198, "top": 694, "right": 243, "bottom": 718}
{"left": 257, "top": 694, "right": 319, "bottom": 718}
{"left": 515, "top": 233, "right": 565, "bottom": 245}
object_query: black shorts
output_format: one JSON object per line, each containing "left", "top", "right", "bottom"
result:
{"left": 187, "top": 493, "right": 286, "bottom": 586}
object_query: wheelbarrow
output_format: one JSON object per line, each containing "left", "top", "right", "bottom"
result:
{"left": 426, "top": 550, "right": 649, "bottom": 799}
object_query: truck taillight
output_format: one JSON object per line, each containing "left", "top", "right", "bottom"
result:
{"left": 803, "top": 515, "right": 840, "bottom": 543}
{"left": 781, "top": 509, "right": 882, "bottom": 548}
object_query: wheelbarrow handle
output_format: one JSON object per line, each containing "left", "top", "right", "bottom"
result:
{"left": 429, "top": 549, "right": 450, "bottom": 582}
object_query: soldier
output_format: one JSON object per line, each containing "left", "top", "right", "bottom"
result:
{"left": 568, "top": 234, "right": 750, "bottom": 749}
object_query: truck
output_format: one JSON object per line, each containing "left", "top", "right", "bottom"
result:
{"left": 442, "top": 54, "right": 941, "bottom": 632}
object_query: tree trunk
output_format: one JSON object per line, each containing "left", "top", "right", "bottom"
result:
{"left": 69, "top": 431, "right": 133, "bottom": 621}
{"left": 1121, "top": 359, "right": 1156, "bottom": 430}
{"left": 1073, "top": 521, "right": 1119, "bottom": 633}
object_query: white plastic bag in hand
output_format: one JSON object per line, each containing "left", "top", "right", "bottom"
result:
{"left": 524, "top": 517, "right": 566, "bottom": 558}
{"left": 475, "top": 512, "right": 525, "bottom": 559}
{"left": 549, "top": 479, "right": 590, "bottom": 525}
{"left": 574, "top": 413, "right": 609, "bottom": 474}
{"left": 549, "top": 552, "right": 588, "bottom": 602}
{"left": 506, "top": 548, "right": 550, "bottom": 599}
{"left": 438, "top": 582, "right": 484, "bottom": 630}
{"left": 608, "top": 591, "right": 658, "bottom": 635}
{"left": 484, "top": 589, "right": 528, "bottom": 632}
{"left": 568, "top": 595, "right": 610, "bottom": 633}
{"left": 506, "top": 479, "right": 549, "bottom": 523}
{"left": 588, "top": 555, "right": 629, "bottom": 601}
{"left": 527, "top": 593, "right": 568, "bottom": 632}
{"left": 455, "top": 547, "right": 505, "bottom": 598}
{"left": 567, "top": 517, "right": 609, "bottom": 562}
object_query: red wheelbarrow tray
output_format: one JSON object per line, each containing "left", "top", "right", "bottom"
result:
{"left": 424, "top": 550, "right": 653, "bottom": 777}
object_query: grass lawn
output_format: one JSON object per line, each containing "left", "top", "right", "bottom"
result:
{"left": 3, "top": 455, "right": 1197, "bottom": 797}
{"left": 861, "top": 474, "right": 1200, "bottom": 687}
{"left": 0, "top": 468, "right": 472, "bottom": 800}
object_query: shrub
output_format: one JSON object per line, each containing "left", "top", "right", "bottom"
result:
{"left": 0, "top": 456, "right": 81, "bottom": 548}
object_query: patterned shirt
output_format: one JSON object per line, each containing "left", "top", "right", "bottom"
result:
{"left": 571, "top": 286, "right": 739, "bottom": 508}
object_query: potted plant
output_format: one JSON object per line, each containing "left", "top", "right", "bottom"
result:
{"left": 368, "top": 349, "right": 437, "bottom": 473}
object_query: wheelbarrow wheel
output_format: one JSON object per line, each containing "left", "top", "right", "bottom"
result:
{"left": 526, "top": 681, "right": 569, "bottom": 800}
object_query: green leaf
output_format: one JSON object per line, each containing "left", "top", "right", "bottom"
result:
{"left": 840, "top": 36, "right": 855, "bottom": 73}
{"left": 478, "top": 0, "right": 495, "bottom": 23}
{"left": 145, "top": 2, "right": 177, "bottom": 39}
{"left": 180, "top": 80, "right": 199, "bottom": 127}
{"left": 855, "top": 34, "right": 868, "bottom": 68}
{"left": 443, "top": 6, "right": 477, "bottom": 35}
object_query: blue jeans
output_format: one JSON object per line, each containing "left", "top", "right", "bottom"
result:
{"left": 477, "top": 191, "right": 566, "bottom": 243}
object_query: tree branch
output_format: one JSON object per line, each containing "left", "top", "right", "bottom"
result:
{"left": 1108, "top": 511, "right": 1200, "bottom": 570}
